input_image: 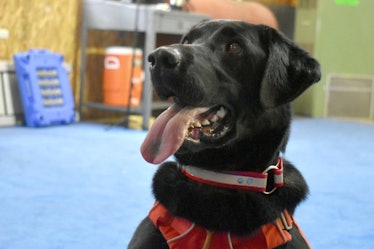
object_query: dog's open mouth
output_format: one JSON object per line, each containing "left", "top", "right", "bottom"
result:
{"left": 186, "top": 106, "right": 230, "bottom": 143}
{"left": 141, "top": 103, "right": 232, "bottom": 164}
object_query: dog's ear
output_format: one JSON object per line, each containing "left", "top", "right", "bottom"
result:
{"left": 259, "top": 26, "right": 321, "bottom": 108}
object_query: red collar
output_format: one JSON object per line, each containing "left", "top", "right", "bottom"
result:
{"left": 179, "top": 158, "right": 284, "bottom": 194}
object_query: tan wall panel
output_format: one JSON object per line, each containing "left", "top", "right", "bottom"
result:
{"left": 0, "top": 0, "right": 82, "bottom": 105}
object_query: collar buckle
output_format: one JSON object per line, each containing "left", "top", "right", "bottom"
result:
{"left": 262, "top": 158, "right": 284, "bottom": 194}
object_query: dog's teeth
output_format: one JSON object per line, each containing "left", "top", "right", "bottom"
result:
{"left": 216, "top": 107, "right": 226, "bottom": 118}
{"left": 193, "top": 121, "right": 202, "bottom": 128}
{"left": 210, "top": 115, "right": 219, "bottom": 122}
{"left": 201, "top": 119, "right": 210, "bottom": 126}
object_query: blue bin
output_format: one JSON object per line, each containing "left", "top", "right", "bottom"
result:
{"left": 13, "top": 49, "right": 75, "bottom": 127}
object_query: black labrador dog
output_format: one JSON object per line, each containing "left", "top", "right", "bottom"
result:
{"left": 129, "top": 20, "right": 320, "bottom": 249}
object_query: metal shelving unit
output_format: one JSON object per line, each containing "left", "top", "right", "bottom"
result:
{"left": 79, "top": 0, "right": 209, "bottom": 129}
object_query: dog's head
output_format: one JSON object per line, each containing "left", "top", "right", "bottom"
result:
{"left": 141, "top": 20, "right": 320, "bottom": 170}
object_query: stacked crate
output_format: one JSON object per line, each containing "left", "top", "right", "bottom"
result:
{"left": 0, "top": 62, "right": 23, "bottom": 126}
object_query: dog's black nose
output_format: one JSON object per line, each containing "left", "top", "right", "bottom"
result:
{"left": 148, "top": 47, "right": 181, "bottom": 69}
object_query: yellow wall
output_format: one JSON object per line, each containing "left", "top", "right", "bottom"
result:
{"left": 0, "top": 0, "right": 81, "bottom": 97}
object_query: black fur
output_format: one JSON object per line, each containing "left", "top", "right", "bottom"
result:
{"left": 128, "top": 20, "right": 320, "bottom": 249}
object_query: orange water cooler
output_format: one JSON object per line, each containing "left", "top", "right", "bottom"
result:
{"left": 103, "top": 47, "right": 143, "bottom": 107}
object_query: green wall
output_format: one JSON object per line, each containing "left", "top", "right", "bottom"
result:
{"left": 294, "top": 0, "right": 374, "bottom": 117}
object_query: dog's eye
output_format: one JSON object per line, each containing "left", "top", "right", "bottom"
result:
{"left": 227, "top": 43, "right": 242, "bottom": 55}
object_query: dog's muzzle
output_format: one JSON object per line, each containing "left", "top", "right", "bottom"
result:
{"left": 148, "top": 47, "right": 181, "bottom": 70}
{"left": 147, "top": 46, "right": 186, "bottom": 100}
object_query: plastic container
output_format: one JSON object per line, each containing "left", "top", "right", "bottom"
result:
{"left": 13, "top": 49, "right": 75, "bottom": 127}
{"left": 103, "top": 47, "right": 143, "bottom": 107}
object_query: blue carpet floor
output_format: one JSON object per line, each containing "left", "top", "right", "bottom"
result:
{"left": 0, "top": 118, "right": 373, "bottom": 249}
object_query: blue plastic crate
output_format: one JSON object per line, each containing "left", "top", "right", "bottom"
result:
{"left": 13, "top": 49, "right": 75, "bottom": 127}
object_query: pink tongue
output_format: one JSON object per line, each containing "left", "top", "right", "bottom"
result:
{"left": 140, "top": 104, "right": 208, "bottom": 164}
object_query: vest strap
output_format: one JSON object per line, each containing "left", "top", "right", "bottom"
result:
{"left": 149, "top": 202, "right": 310, "bottom": 249}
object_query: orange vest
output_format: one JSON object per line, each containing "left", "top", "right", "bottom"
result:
{"left": 149, "top": 202, "right": 310, "bottom": 249}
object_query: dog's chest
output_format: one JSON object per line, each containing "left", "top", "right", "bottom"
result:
{"left": 149, "top": 202, "right": 296, "bottom": 249}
